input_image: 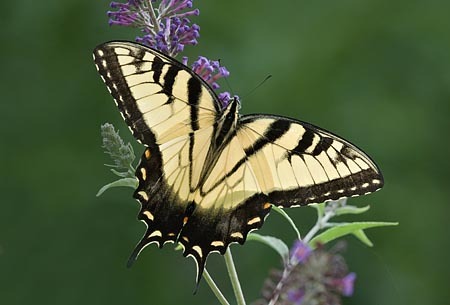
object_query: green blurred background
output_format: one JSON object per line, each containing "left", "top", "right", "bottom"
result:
{"left": 2, "top": 0, "right": 449, "bottom": 304}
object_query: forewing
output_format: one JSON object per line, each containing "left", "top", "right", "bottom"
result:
{"left": 236, "top": 114, "right": 384, "bottom": 207}
{"left": 93, "top": 41, "right": 221, "bottom": 145}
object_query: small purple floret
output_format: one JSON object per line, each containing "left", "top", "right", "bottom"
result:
{"left": 218, "top": 92, "right": 239, "bottom": 108}
{"left": 339, "top": 272, "right": 356, "bottom": 296}
{"left": 191, "top": 56, "right": 230, "bottom": 91}
{"left": 291, "top": 240, "right": 312, "bottom": 264}
{"left": 287, "top": 289, "right": 305, "bottom": 305}
{"left": 159, "top": 0, "right": 196, "bottom": 18}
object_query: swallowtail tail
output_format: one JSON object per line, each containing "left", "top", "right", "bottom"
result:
{"left": 93, "top": 41, "right": 384, "bottom": 284}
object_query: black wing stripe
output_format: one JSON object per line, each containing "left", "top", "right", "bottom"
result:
{"left": 244, "top": 119, "right": 291, "bottom": 157}
{"left": 162, "top": 65, "right": 181, "bottom": 95}
{"left": 187, "top": 77, "right": 202, "bottom": 131}
{"left": 188, "top": 131, "right": 195, "bottom": 188}
{"left": 151, "top": 56, "right": 165, "bottom": 83}
{"left": 292, "top": 128, "right": 314, "bottom": 155}
{"left": 312, "top": 136, "right": 333, "bottom": 156}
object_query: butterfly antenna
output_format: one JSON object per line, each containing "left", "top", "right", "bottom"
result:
{"left": 222, "top": 70, "right": 272, "bottom": 101}
{"left": 240, "top": 74, "right": 272, "bottom": 100}
{"left": 223, "top": 73, "right": 235, "bottom": 96}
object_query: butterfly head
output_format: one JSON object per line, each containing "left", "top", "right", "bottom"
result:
{"left": 222, "top": 95, "right": 240, "bottom": 126}
{"left": 213, "top": 95, "right": 240, "bottom": 146}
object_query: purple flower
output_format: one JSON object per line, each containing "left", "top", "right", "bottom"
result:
{"left": 159, "top": 0, "right": 199, "bottom": 18}
{"left": 255, "top": 242, "right": 357, "bottom": 304}
{"left": 108, "top": 1, "right": 148, "bottom": 28}
{"left": 108, "top": 0, "right": 200, "bottom": 56}
{"left": 218, "top": 92, "right": 233, "bottom": 107}
{"left": 338, "top": 272, "right": 356, "bottom": 296}
{"left": 287, "top": 289, "right": 305, "bottom": 305}
{"left": 106, "top": 0, "right": 233, "bottom": 104}
{"left": 136, "top": 17, "right": 199, "bottom": 55}
{"left": 191, "top": 56, "right": 229, "bottom": 87}
{"left": 291, "top": 240, "right": 312, "bottom": 264}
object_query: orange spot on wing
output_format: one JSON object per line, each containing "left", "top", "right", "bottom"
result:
{"left": 145, "top": 149, "right": 151, "bottom": 159}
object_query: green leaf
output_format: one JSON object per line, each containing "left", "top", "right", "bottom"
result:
{"left": 174, "top": 244, "right": 183, "bottom": 252}
{"left": 352, "top": 229, "right": 374, "bottom": 247}
{"left": 96, "top": 178, "right": 138, "bottom": 197}
{"left": 248, "top": 233, "right": 290, "bottom": 265}
{"left": 335, "top": 205, "right": 370, "bottom": 216}
{"left": 311, "top": 202, "right": 325, "bottom": 218}
{"left": 110, "top": 168, "right": 133, "bottom": 178}
{"left": 271, "top": 206, "right": 302, "bottom": 240}
{"left": 309, "top": 221, "right": 398, "bottom": 248}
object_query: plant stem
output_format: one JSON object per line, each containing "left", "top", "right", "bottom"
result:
{"left": 268, "top": 262, "right": 295, "bottom": 305}
{"left": 224, "top": 248, "right": 246, "bottom": 305}
{"left": 268, "top": 201, "right": 339, "bottom": 304}
{"left": 204, "top": 269, "right": 231, "bottom": 305}
{"left": 303, "top": 203, "right": 337, "bottom": 243}
{"left": 146, "top": 0, "right": 161, "bottom": 32}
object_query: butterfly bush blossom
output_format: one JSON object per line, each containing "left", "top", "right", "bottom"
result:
{"left": 108, "top": 0, "right": 232, "bottom": 107}
{"left": 100, "top": 123, "right": 135, "bottom": 176}
{"left": 253, "top": 241, "right": 356, "bottom": 305}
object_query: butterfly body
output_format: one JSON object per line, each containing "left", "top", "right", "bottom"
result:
{"left": 93, "top": 41, "right": 383, "bottom": 284}
{"left": 197, "top": 96, "right": 240, "bottom": 188}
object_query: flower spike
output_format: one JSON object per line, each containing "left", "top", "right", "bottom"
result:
{"left": 107, "top": 0, "right": 231, "bottom": 98}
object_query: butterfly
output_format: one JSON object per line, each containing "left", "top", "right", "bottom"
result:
{"left": 93, "top": 41, "right": 384, "bottom": 284}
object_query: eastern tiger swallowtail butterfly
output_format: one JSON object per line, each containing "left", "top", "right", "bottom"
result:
{"left": 93, "top": 41, "right": 383, "bottom": 284}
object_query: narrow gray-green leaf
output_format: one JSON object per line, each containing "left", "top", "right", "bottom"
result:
{"left": 110, "top": 168, "right": 132, "bottom": 178}
{"left": 335, "top": 205, "right": 370, "bottom": 216}
{"left": 309, "top": 221, "right": 398, "bottom": 248}
{"left": 271, "top": 206, "right": 301, "bottom": 240}
{"left": 96, "top": 177, "right": 138, "bottom": 197}
{"left": 248, "top": 233, "right": 290, "bottom": 265}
